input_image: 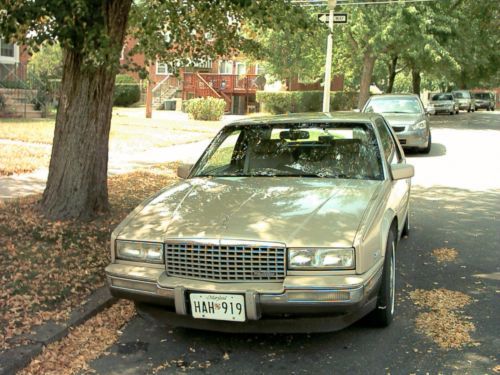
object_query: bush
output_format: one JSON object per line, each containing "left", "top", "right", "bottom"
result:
{"left": 183, "top": 97, "right": 226, "bottom": 121}
{"left": 0, "top": 80, "right": 26, "bottom": 89}
{"left": 256, "top": 90, "right": 358, "bottom": 114}
{"left": 113, "top": 74, "right": 140, "bottom": 107}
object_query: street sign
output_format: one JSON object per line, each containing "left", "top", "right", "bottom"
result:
{"left": 317, "top": 13, "right": 348, "bottom": 24}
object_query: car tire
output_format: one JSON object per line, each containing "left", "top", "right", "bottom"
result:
{"left": 419, "top": 133, "right": 432, "bottom": 154}
{"left": 370, "top": 229, "right": 396, "bottom": 327}
{"left": 449, "top": 110, "right": 454, "bottom": 115}
{"left": 467, "top": 106, "right": 471, "bottom": 113}
{"left": 455, "top": 109, "right": 459, "bottom": 114}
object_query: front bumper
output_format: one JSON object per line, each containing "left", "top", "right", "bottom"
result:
{"left": 395, "top": 129, "right": 429, "bottom": 148}
{"left": 105, "top": 262, "right": 383, "bottom": 332}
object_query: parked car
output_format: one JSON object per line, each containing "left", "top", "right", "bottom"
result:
{"left": 362, "top": 94, "right": 432, "bottom": 154}
{"left": 428, "top": 92, "right": 459, "bottom": 115}
{"left": 106, "top": 113, "right": 414, "bottom": 333}
{"left": 452, "top": 90, "right": 475, "bottom": 112}
{"left": 472, "top": 92, "right": 495, "bottom": 111}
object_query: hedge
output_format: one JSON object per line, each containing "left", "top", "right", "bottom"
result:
{"left": 113, "top": 74, "right": 140, "bottom": 107}
{"left": 183, "top": 97, "right": 226, "bottom": 121}
{"left": 256, "top": 90, "right": 358, "bottom": 114}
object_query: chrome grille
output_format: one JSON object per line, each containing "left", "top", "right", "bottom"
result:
{"left": 165, "top": 242, "right": 286, "bottom": 282}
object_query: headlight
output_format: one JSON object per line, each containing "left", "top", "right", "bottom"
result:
{"left": 288, "top": 248, "right": 355, "bottom": 269}
{"left": 116, "top": 240, "right": 164, "bottom": 263}
{"left": 410, "top": 120, "right": 427, "bottom": 130}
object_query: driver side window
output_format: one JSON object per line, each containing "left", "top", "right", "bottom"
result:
{"left": 375, "top": 119, "right": 399, "bottom": 163}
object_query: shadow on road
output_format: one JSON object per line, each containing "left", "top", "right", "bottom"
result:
{"left": 430, "top": 112, "right": 500, "bottom": 131}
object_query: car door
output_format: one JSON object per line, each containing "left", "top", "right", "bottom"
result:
{"left": 375, "top": 118, "right": 410, "bottom": 234}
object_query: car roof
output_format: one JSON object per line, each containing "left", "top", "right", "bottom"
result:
{"left": 367, "top": 94, "right": 420, "bottom": 100}
{"left": 224, "top": 112, "right": 383, "bottom": 127}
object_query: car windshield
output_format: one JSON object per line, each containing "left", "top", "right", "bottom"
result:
{"left": 453, "top": 91, "right": 470, "bottom": 99}
{"left": 473, "top": 93, "right": 489, "bottom": 99}
{"left": 432, "top": 93, "right": 453, "bottom": 101}
{"left": 363, "top": 98, "right": 421, "bottom": 114}
{"left": 192, "top": 122, "right": 384, "bottom": 180}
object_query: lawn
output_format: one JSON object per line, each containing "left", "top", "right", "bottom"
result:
{"left": 0, "top": 110, "right": 223, "bottom": 175}
{"left": 0, "top": 164, "right": 179, "bottom": 352}
{"left": 0, "top": 110, "right": 221, "bottom": 153}
{"left": 0, "top": 143, "right": 51, "bottom": 176}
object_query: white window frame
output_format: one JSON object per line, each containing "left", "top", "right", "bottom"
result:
{"left": 235, "top": 62, "right": 246, "bottom": 76}
{"left": 0, "top": 38, "right": 19, "bottom": 63}
{"left": 218, "top": 60, "right": 233, "bottom": 75}
{"left": 255, "top": 63, "right": 266, "bottom": 75}
{"left": 156, "top": 62, "right": 169, "bottom": 75}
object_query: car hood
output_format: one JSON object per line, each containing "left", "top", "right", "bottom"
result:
{"left": 382, "top": 113, "right": 423, "bottom": 127}
{"left": 116, "top": 177, "right": 383, "bottom": 248}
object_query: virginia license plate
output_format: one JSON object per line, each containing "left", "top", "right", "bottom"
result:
{"left": 189, "top": 293, "right": 246, "bottom": 322}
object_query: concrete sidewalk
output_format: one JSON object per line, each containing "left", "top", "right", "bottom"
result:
{"left": 0, "top": 139, "right": 210, "bottom": 200}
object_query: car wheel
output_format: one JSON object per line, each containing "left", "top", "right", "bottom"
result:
{"left": 449, "top": 110, "right": 454, "bottom": 115}
{"left": 370, "top": 230, "right": 396, "bottom": 327}
{"left": 402, "top": 210, "right": 410, "bottom": 237}
{"left": 419, "top": 133, "right": 432, "bottom": 154}
{"left": 455, "top": 109, "right": 459, "bottom": 114}
{"left": 467, "top": 106, "right": 471, "bottom": 113}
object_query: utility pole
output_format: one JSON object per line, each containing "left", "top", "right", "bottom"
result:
{"left": 322, "top": 0, "right": 336, "bottom": 112}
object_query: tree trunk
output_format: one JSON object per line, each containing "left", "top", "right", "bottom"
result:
{"left": 386, "top": 55, "right": 398, "bottom": 94}
{"left": 41, "top": 0, "right": 132, "bottom": 220}
{"left": 411, "top": 69, "right": 421, "bottom": 95}
{"left": 357, "top": 50, "right": 376, "bottom": 110}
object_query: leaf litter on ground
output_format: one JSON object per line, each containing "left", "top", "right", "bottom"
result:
{"left": 0, "top": 163, "right": 179, "bottom": 352}
{"left": 409, "top": 288, "right": 476, "bottom": 349}
{"left": 431, "top": 247, "right": 458, "bottom": 263}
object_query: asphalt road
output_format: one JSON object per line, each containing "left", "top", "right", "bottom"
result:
{"left": 88, "top": 111, "right": 500, "bottom": 375}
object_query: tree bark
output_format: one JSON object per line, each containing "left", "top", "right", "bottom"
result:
{"left": 411, "top": 69, "right": 421, "bottom": 95}
{"left": 41, "top": 0, "right": 132, "bottom": 220}
{"left": 386, "top": 55, "right": 398, "bottom": 94}
{"left": 357, "top": 50, "right": 376, "bottom": 110}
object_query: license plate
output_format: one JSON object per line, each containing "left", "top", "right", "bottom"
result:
{"left": 189, "top": 293, "right": 245, "bottom": 322}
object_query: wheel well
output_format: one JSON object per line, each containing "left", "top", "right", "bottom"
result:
{"left": 390, "top": 217, "right": 398, "bottom": 244}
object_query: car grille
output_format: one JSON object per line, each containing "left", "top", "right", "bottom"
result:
{"left": 393, "top": 126, "right": 406, "bottom": 132}
{"left": 165, "top": 242, "right": 286, "bottom": 282}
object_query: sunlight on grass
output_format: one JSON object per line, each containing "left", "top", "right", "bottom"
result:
{"left": 0, "top": 115, "right": 220, "bottom": 153}
{"left": 0, "top": 143, "right": 51, "bottom": 176}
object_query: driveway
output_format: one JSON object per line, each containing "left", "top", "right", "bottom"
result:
{"left": 86, "top": 112, "right": 500, "bottom": 374}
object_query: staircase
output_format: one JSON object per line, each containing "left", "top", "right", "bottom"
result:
{"left": 0, "top": 62, "right": 45, "bottom": 118}
{"left": 152, "top": 75, "right": 181, "bottom": 107}
{"left": 0, "top": 88, "right": 43, "bottom": 118}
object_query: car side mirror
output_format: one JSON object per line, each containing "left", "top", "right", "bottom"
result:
{"left": 177, "top": 163, "right": 193, "bottom": 179}
{"left": 391, "top": 163, "right": 414, "bottom": 180}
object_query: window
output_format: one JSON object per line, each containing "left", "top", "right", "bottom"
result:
{"left": 218, "top": 60, "right": 233, "bottom": 74}
{"left": 375, "top": 119, "right": 396, "bottom": 162}
{"left": 255, "top": 64, "right": 266, "bottom": 75}
{"left": 0, "top": 39, "right": 15, "bottom": 57}
{"left": 236, "top": 62, "right": 246, "bottom": 76}
{"left": 192, "top": 123, "right": 383, "bottom": 180}
{"left": 156, "top": 62, "right": 169, "bottom": 75}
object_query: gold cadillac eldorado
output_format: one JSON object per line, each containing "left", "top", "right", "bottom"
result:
{"left": 105, "top": 112, "right": 414, "bottom": 333}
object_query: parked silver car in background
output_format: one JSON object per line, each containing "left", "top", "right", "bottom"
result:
{"left": 452, "top": 90, "right": 475, "bottom": 112}
{"left": 362, "top": 94, "right": 432, "bottom": 154}
{"left": 473, "top": 92, "right": 496, "bottom": 111}
{"left": 428, "top": 92, "right": 459, "bottom": 115}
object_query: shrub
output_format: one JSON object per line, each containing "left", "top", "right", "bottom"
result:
{"left": 113, "top": 74, "right": 140, "bottom": 107}
{"left": 183, "top": 97, "right": 226, "bottom": 121}
{"left": 256, "top": 90, "right": 358, "bottom": 114}
{"left": 0, "top": 80, "right": 26, "bottom": 89}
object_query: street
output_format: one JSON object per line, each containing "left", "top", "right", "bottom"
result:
{"left": 89, "top": 112, "right": 500, "bottom": 374}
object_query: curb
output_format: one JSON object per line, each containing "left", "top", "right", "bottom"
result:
{"left": 0, "top": 286, "right": 116, "bottom": 375}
